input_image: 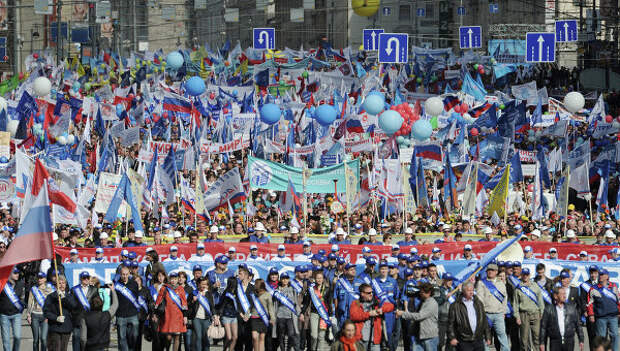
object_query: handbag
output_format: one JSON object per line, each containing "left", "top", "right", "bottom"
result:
{"left": 207, "top": 324, "right": 225, "bottom": 339}
{"left": 155, "top": 290, "right": 166, "bottom": 317}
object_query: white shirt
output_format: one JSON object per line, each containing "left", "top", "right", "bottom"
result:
{"left": 463, "top": 297, "right": 477, "bottom": 333}
{"left": 188, "top": 253, "right": 214, "bottom": 262}
{"left": 295, "top": 253, "right": 312, "bottom": 262}
{"left": 92, "top": 257, "right": 109, "bottom": 263}
{"left": 164, "top": 256, "right": 180, "bottom": 262}
{"left": 271, "top": 255, "right": 291, "bottom": 262}
{"left": 556, "top": 304, "right": 565, "bottom": 338}
{"left": 246, "top": 255, "right": 264, "bottom": 262}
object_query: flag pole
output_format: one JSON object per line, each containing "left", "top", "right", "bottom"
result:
{"left": 51, "top": 241, "right": 63, "bottom": 316}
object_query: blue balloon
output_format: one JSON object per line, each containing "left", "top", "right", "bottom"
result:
{"left": 185, "top": 76, "right": 205, "bottom": 96}
{"left": 166, "top": 52, "right": 184, "bottom": 69}
{"left": 378, "top": 110, "right": 403, "bottom": 135}
{"left": 260, "top": 103, "right": 282, "bottom": 125}
{"left": 51, "top": 89, "right": 57, "bottom": 96}
{"left": 411, "top": 120, "right": 433, "bottom": 141}
{"left": 232, "top": 90, "right": 238, "bottom": 97}
{"left": 396, "top": 136, "right": 405, "bottom": 145}
{"left": 363, "top": 94, "right": 385, "bottom": 115}
{"left": 315, "top": 104, "right": 338, "bottom": 126}
{"left": 0, "top": 156, "right": 8, "bottom": 163}
{"left": 116, "top": 104, "right": 124, "bottom": 117}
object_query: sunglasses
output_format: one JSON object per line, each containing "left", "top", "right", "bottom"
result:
{"left": 361, "top": 290, "right": 373, "bottom": 294}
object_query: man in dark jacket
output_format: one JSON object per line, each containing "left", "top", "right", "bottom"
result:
{"left": 115, "top": 266, "right": 140, "bottom": 351}
{"left": 539, "top": 287, "right": 584, "bottom": 351}
{"left": 70, "top": 271, "right": 98, "bottom": 351}
{"left": 0, "top": 267, "right": 25, "bottom": 351}
{"left": 44, "top": 275, "right": 78, "bottom": 351}
{"left": 447, "top": 281, "right": 491, "bottom": 351}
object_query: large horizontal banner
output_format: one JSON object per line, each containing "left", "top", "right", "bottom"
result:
{"left": 55, "top": 241, "right": 620, "bottom": 264}
{"left": 247, "top": 156, "right": 360, "bottom": 193}
{"left": 62, "top": 259, "right": 620, "bottom": 288}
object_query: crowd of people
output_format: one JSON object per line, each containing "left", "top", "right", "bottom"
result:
{"left": 2, "top": 244, "right": 620, "bottom": 351}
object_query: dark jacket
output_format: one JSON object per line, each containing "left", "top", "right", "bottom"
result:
{"left": 564, "top": 286, "right": 583, "bottom": 315}
{"left": 301, "top": 283, "right": 333, "bottom": 315}
{"left": 447, "top": 295, "right": 491, "bottom": 342}
{"left": 0, "top": 280, "right": 25, "bottom": 315}
{"left": 188, "top": 290, "right": 215, "bottom": 319}
{"left": 81, "top": 289, "right": 119, "bottom": 350}
{"left": 114, "top": 279, "right": 139, "bottom": 318}
{"left": 539, "top": 303, "right": 584, "bottom": 345}
{"left": 44, "top": 289, "right": 78, "bottom": 334}
{"left": 69, "top": 285, "right": 98, "bottom": 323}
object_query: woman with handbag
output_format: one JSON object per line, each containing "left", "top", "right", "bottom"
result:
{"left": 151, "top": 270, "right": 168, "bottom": 351}
{"left": 188, "top": 277, "right": 218, "bottom": 351}
{"left": 302, "top": 271, "right": 333, "bottom": 351}
{"left": 251, "top": 279, "right": 275, "bottom": 351}
{"left": 216, "top": 276, "right": 241, "bottom": 351}
{"left": 154, "top": 271, "right": 188, "bottom": 351}
{"left": 178, "top": 271, "right": 194, "bottom": 351}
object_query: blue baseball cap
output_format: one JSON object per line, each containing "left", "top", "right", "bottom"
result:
{"left": 589, "top": 265, "right": 599, "bottom": 272}
{"left": 169, "top": 271, "right": 179, "bottom": 278}
{"left": 345, "top": 263, "right": 356, "bottom": 270}
{"left": 37, "top": 272, "right": 46, "bottom": 278}
{"left": 294, "top": 265, "right": 305, "bottom": 273}
{"left": 215, "top": 255, "right": 229, "bottom": 264}
{"left": 559, "top": 271, "right": 570, "bottom": 279}
{"left": 365, "top": 257, "right": 376, "bottom": 265}
{"left": 512, "top": 261, "right": 522, "bottom": 267}
{"left": 318, "top": 255, "right": 327, "bottom": 263}
{"left": 521, "top": 268, "right": 531, "bottom": 275}
{"left": 414, "top": 263, "right": 423, "bottom": 269}
{"left": 269, "top": 267, "right": 279, "bottom": 275}
{"left": 79, "top": 271, "right": 90, "bottom": 279}
{"left": 193, "top": 265, "right": 202, "bottom": 272}
{"left": 337, "top": 257, "right": 346, "bottom": 265}
{"left": 122, "top": 260, "right": 132, "bottom": 267}
{"left": 318, "top": 249, "right": 326, "bottom": 256}
{"left": 442, "top": 272, "right": 454, "bottom": 280}
{"left": 128, "top": 251, "right": 137, "bottom": 260}
{"left": 388, "top": 262, "right": 397, "bottom": 269}
{"left": 421, "top": 261, "right": 429, "bottom": 268}
{"left": 379, "top": 261, "right": 388, "bottom": 268}
{"left": 397, "top": 253, "right": 407, "bottom": 260}
{"left": 328, "top": 253, "right": 337, "bottom": 260}
{"left": 600, "top": 268, "right": 609, "bottom": 276}
{"left": 404, "top": 268, "right": 414, "bottom": 276}
{"left": 130, "top": 261, "right": 138, "bottom": 268}
{"left": 280, "top": 272, "right": 290, "bottom": 279}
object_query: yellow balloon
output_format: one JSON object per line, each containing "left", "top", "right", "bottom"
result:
{"left": 351, "top": 0, "right": 380, "bottom": 17}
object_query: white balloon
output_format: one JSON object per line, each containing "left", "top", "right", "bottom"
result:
{"left": 612, "top": 121, "right": 620, "bottom": 129}
{"left": 0, "top": 97, "right": 7, "bottom": 112}
{"left": 32, "top": 77, "right": 52, "bottom": 97}
{"left": 424, "top": 97, "right": 444, "bottom": 116}
{"left": 57, "top": 135, "right": 67, "bottom": 145}
{"left": 7, "top": 120, "right": 18, "bottom": 137}
{"left": 66, "top": 134, "right": 75, "bottom": 144}
{"left": 563, "top": 92, "right": 585, "bottom": 113}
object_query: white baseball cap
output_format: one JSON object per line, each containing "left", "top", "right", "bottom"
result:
{"left": 210, "top": 225, "right": 219, "bottom": 233}
{"left": 549, "top": 247, "right": 557, "bottom": 253}
{"left": 336, "top": 227, "right": 346, "bottom": 236}
{"left": 290, "top": 227, "right": 299, "bottom": 234}
{"left": 228, "top": 246, "right": 237, "bottom": 253}
{"left": 464, "top": 244, "right": 472, "bottom": 251}
{"left": 278, "top": 244, "right": 285, "bottom": 251}
{"left": 135, "top": 230, "right": 143, "bottom": 238}
{"left": 173, "top": 231, "right": 182, "bottom": 238}
{"left": 483, "top": 227, "right": 493, "bottom": 235}
{"left": 524, "top": 246, "right": 532, "bottom": 252}
{"left": 99, "top": 232, "right": 109, "bottom": 239}
{"left": 579, "top": 251, "right": 588, "bottom": 256}
{"left": 404, "top": 227, "right": 413, "bottom": 234}
{"left": 566, "top": 229, "right": 576, "bottom": 238}
{"left": 410, "top": 247, "right": 418, "bottom": 254}
{"left": 70, "top": 249, "right": 78, "bottom": 255}
{"left": 250, "top": 244, "right": 258, "bottom": 250}
{"left": 255, "top": 222, "right": 266, "bottom": 232}
{"left": 531, "top": 229, "right": 541, "bottom": 237}
{"left": 170, "top": 246, "right": 178, "bottom": 252}
{"left": 331, "top": 244, "right": 339, "bottom": 252}
{"left": 606, "top": 230, "right": 616, "bottom": 239}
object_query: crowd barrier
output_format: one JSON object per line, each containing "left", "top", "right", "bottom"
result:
{"left": 56, "top": 241, "right": 619, "bottom": 263}
{"left": 63, "top": 259, "right": 620, "bottom": 287}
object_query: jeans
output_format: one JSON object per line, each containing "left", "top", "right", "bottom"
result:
{"left": 47, "top": 332, "right": 70, "bottom": 351}
{"left": 414, "top": 337, "right": 438, "bottom": 351}
{"left": 193, "top": 318, "right": 211, "bottom": 351}
{"left": 117, "top": 315, "right": 139, "bottom": 351}
{"left": 277, "top": 318, "right": 299, "bottom": 351}
{"left": 71, "top": 327, "right": 80, "bottom": 351}
{"left": 184, "top": 329, "right": 192, "bottom": 351}
{"left": 31, "top": 313, "right": 48, "bottom": 351}
{"left": 485, "top": 313, "right": 509, "bottom": 351}
{"left": 595, "top": 316, "right": 619, "bottom": 351}
{"left": 0, "top": 313, "right": 21, "bottom": 351}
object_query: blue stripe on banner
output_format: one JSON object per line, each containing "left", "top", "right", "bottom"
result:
{"left": 14, "top": 206, "right": 52, "bottom": 239}
{"left": 60, "top": 260, "right": 620, "bottom": 289}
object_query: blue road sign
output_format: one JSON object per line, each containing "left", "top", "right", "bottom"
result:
{"left": 459, "top": 26, "right": 482, "bottom": 49}
{"left": 417, "top": 8, "right": 425, "bottom": 17}
{"left": 363, "top": 29, "right": 384, "bottom": 51}
{"left": 526, "top": 32, "right": 555, "bottom": 62}
{"left": 253, "top": 28, "right": 275, "bottom": 50}
{"left": 378, "top": 33, "right": 408, "bottom": 63}
{"left": 489, "top": 3, "right": 499, "bottom": 14}
{"left": 555, "top": 20, "right": 578, "bottom": 42}
{"left": 382, "top": 7, "right": 391, "bottom": 16}
{"left": 457, "top": 6, "right": 466, "bottom": 16}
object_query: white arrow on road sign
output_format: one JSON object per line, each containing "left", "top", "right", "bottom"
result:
{"left": 258, "top": 30, "right": 269, "bottom": 45}
{"left": 537, "top": 35, "right": 544, "bottom": 60}
{"left": 385, "top": 37, "right": 399, "bottom": 56}
{"left": 468, "top": 28, "right": 473, "bottom": 47}
{"left": 563, "top": 22, "right": 569, "bottom": 40}
{"left": 371, "top": 31, "right": 377, "bottom": 50}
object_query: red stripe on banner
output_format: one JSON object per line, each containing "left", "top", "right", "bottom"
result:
{"left": 54, "top": 241, "right": 618, "bottom": 263}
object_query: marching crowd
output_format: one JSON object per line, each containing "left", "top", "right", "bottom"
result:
{"left": 1, "top": 229, "right": 620, "bottom": 351}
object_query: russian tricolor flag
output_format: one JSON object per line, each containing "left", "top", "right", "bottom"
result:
{"left": 443, "top": 95, "right": 460, "bottom": 111}
{"left": 414, "top": 144, "right": 442, "bottom": 162}
{"left": 0, "top": 182, "right": 53, "bottom": 291}
{"left": 469, "top": 102, "right": 493, "bottom": 118}
{"left": 163, "top": 92, "right": 192, "bottom": 114}
{"left": 346, "top": 119, "right": 365, "bottom": 133}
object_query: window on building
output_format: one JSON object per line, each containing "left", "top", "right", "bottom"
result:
{"left": 0, "top": 37, "right": 7, "bottom": 62}
{"left": 425, "top": 4, "right": 434, "bottom": 17}
{"left": 399, "top": 5, "right": 411, "bottom": 21}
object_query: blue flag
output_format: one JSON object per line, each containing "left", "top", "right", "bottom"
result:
{"left": 103, "top": 173, "right": 144, "bottom": 232}
{"left": 162, "top": 146, "right": 178, "bottom": 188}
{"left": 509, "top": 151, "right": 523, "bottom": 183}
